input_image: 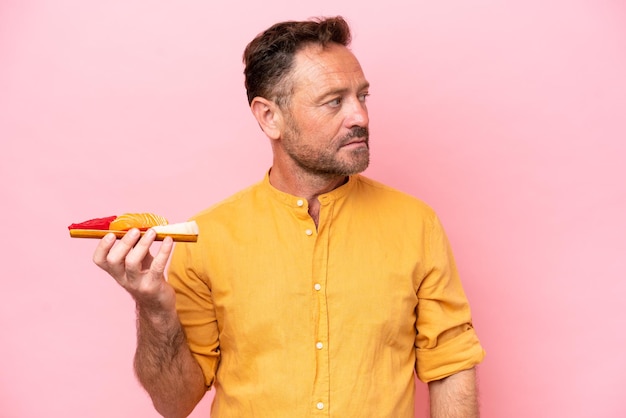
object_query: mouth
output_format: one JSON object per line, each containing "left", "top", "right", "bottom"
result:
{"left": 341, "top": 138, "right": 368, "bottom": 149}
{"left": 339, "top": 126, "right": 370, "bottom": 149}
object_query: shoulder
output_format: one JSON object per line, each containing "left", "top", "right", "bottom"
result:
{"left": 352, "top": 175, "right": 436, "bottom": 217}
{"left": 189, "top": 179, "right": 265, "bottom": 224}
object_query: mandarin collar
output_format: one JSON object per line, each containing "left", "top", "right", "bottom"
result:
{"left": 262, "top": 170, "right": 357, "bottom": 207}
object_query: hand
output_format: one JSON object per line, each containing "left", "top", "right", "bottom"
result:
{"left": 93, "top": 228, "right": 176, "bottom": 315}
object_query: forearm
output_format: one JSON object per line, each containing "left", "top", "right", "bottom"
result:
{"left": 428, "top": 367, "right": 479, "bottom": 418}
{"left": 134, "top": 307, "right": 206, "bottom": 418}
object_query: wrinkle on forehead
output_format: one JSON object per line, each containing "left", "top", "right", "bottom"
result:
{"left": 290, "top": 43, "right": 366, "bottom": 99}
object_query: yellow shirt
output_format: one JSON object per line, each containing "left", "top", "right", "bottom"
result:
{"left": 168, "top": 173, "right": 485, "bottom": 417}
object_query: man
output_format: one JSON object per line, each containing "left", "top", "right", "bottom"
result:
{"left": 94, "top": 16, "right": 485, "bottom": 418}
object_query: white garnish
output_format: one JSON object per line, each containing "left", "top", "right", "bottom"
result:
{"left": 151, "top": 221, "right": 199, "bottom": 235}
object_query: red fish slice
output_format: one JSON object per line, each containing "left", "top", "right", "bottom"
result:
{"left": 68, "top": 216, "right": 117, "bottom": 230}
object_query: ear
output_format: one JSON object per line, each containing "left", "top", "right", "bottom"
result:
{"left": 250, "top": 97, "right": 283, "bottom": 140}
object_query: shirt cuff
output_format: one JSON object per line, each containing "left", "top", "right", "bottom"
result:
{"left": 415, "top": 328, "right": 486, "bottom": 383}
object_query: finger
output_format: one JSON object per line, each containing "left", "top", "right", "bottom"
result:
{"left": 105, "top": 228, "right": 142, "bottom": 279}
{"left": 149, "top": 236, "right": 174, "bottom": 279}
{"left": 93, "top": 233, "right": 117, "bottom": 269}
{"left": 124, "top": 228, "right": 158, "bottom": 276}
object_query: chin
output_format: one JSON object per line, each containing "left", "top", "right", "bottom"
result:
{"left": 339, "top": 160, "right": 370, "bottom": 176}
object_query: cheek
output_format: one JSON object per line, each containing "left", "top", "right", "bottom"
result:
{"left": 300, "top": 112, "right": 328, "bottom": 129}
{"left": 305, "top": 114, "right": 343, "bottom": 139}
{"left": 291, "top": 107, "right": 344, "bottom": 142}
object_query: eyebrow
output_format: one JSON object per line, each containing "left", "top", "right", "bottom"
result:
{"left": 316, "top": 81, "right": 370, "bottom": 102}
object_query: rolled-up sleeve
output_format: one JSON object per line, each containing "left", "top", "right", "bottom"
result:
{"left": 168, "top": 238, "right": 221, "bottom": 389}
{"left": 414, "top": 215, "right": 485, "bottom": 382}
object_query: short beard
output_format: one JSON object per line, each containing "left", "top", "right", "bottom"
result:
{"left": 284, "top": 125, "right": 370, "bottom": 177}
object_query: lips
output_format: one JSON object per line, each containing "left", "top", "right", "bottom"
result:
{"left": 339, "top": 126, "right": 369, "bottom": 148}
{"left": 341, "top": 138, "right": 368, "bottom": 148}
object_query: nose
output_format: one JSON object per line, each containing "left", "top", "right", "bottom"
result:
{"left": 345, "top": 97, "right": 369, "bottom": 128}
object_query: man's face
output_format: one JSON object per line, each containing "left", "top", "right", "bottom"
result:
{"left": 279, "top": 43, "right": 370, "bottom": 177}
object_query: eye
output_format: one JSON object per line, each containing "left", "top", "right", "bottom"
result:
{"left": 358, "top": 93, "right": 370, "bottom": 103}
{"left": 327, "top": 98, "right": 342, "bottom": 107}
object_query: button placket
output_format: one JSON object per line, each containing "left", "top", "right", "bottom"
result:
{"left": 310, "top": 196, "right": 332, "bottom": 415}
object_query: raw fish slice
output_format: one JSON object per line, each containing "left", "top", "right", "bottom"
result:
{"left": 68, "top": 216, "right": 117, "bottom": 230}
{"left": 109, "top": 213, "right": 168, "bottom": 230}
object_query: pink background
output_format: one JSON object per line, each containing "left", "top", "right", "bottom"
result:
{"left": 1, "top": 1, "right": 625, "bottom": 417}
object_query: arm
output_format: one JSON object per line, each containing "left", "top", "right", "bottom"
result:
{"left": 428, "top": 367, "right": 479, "bottom": 418}
{"left": 133, "top": 303, "right": 206, "bottom": 418}
{"left": 93, "top": 228, "right": 206, "bottom": 418}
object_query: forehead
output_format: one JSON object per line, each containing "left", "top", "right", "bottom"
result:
{"left": 289, "top": 43, "right": 366, "bottom": 95}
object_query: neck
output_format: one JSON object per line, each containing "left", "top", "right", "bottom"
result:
{"left": 269, "top": 165, "right": 347, "bottom": 226}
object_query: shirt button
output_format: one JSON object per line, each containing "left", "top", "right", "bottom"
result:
{"left": 316, "top": 342, "right": 324, "bottom": 349}
{"left": 305, "top": 229, "right": 313, "bottom": 236}
{"left": 316, "top": 402, "right": 324, "bottom": 410}
{"left": 314, "top": 283, "right": 321, "bottom": 291}
{"left": 296, "top": 199, "right": 304, "bottom": 207}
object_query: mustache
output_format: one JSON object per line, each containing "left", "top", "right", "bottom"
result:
{"left": 339, "top": 126, "right": 369, "bottom": 146}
